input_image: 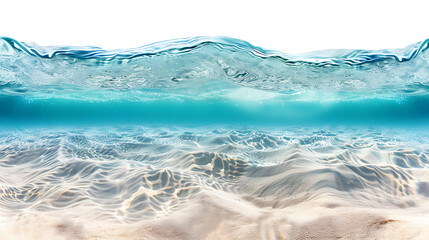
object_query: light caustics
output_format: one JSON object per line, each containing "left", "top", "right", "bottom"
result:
{"left": 1, "top": 36, "right": 429, "bottom": 239}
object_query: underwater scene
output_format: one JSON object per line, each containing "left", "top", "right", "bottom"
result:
{"left": 1, "top": 36, "right": 429, "bottom": 239}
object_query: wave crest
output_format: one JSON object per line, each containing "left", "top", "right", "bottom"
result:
{"left": 1, "top": 36, "right": 428, "bottom": 65}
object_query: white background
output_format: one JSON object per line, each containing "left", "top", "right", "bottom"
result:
{"left": 1, "top": 0, "right": 428, "bottom": 53}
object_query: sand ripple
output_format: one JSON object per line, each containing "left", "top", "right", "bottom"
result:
{"left": 1, "top": 126, "right": 429, "bottom": 239}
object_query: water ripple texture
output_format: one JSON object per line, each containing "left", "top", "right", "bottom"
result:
{"left": 2, "top": 37, "right": 429, "bottom": 125}
{"left": 2, "top": 36, "right": 429, "bottom": 239}
{"left": 1, "top": 127, "right": 429, "bottom": 239}
{"left": 1, "top": 36, "right": 429, "bottom": 95}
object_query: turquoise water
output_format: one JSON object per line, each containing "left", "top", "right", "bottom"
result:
{"left": 1, "top": 36, "right": 429, "bottom": 238}
{"left": 1, "top": 36, "right": 429, "bottom": 126}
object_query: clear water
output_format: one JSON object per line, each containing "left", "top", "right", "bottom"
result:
{"left": 1, "top": 36, "right": 429, "bottom": 239}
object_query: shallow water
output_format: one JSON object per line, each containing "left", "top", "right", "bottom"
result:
{"left": 1, "top": 37, "right": 429, "bottom": 239}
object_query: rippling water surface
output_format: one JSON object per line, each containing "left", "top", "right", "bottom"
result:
{"left": 1, "top": 37, "right": 429, "bottom": 239}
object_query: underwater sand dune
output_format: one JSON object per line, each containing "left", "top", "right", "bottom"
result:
{"left": 1, "top": 37, "right": 429, "bottom": 239}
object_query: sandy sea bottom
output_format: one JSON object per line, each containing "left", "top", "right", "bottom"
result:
{"left": 1, "top": 126, "right": 429, "bottom": 239}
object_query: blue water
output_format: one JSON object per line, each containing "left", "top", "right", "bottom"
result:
{"left": 1, "top": 36, "right": 429, "bottom": 239}
{"left": 1, "top": 36, "right": 429, "bottom": 126}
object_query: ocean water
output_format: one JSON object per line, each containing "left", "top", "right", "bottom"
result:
{"left": 1, "top": 36, "right": 429, "bottom": 239}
